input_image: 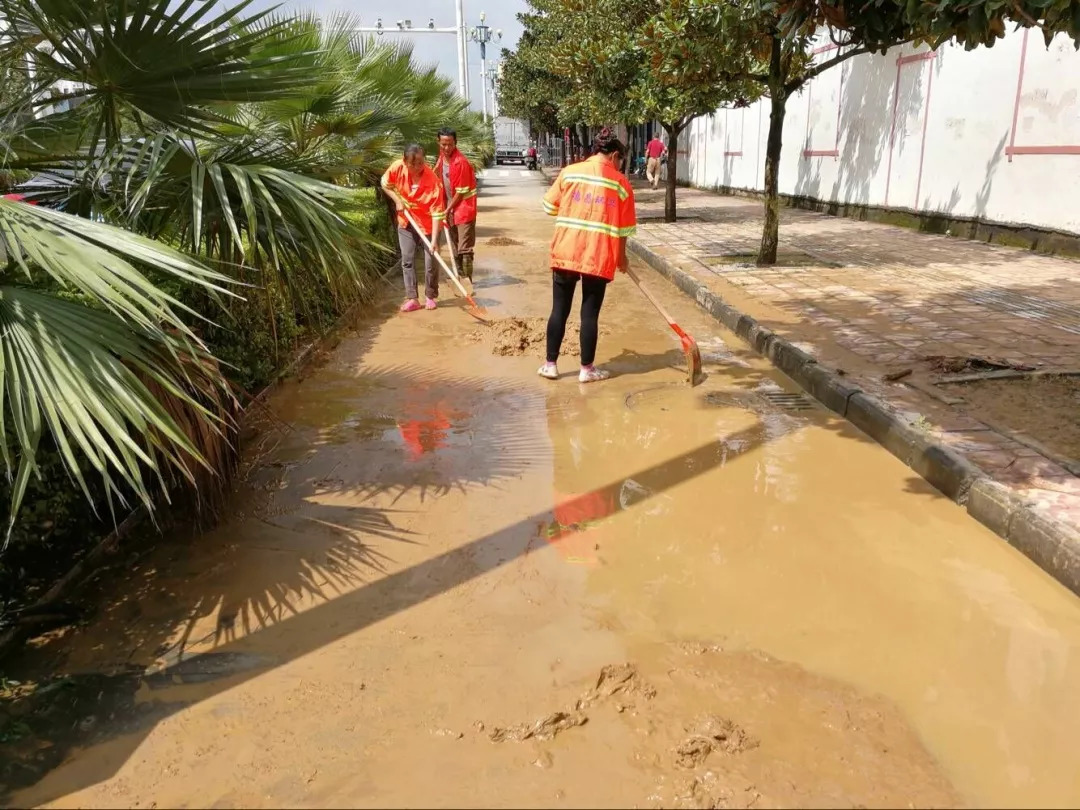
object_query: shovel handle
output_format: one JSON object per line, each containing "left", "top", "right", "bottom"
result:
{"left": 400, "top": 207, "right": 471, "bottom": 300}
{"left": 443, "top": 227, "right": 461, "bottom": 275}
{"left": 624, "top": 265, "right": 679, "bottom": 329}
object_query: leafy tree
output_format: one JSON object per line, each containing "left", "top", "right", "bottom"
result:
{"left": 505, "top": 0, "right": 761, "bottom": 221}
{"left": 673, "top": 0, "right": 1080, "bottom": 264}
{"left": 497, "top": 45, "right": 563, "bottom": 137}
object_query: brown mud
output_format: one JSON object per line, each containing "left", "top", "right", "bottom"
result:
{"left": 941, "top": 373, "right": 1080, "bottom": 463}
{"left": 469, "top": 316, "right": 610, "bottom": 360}
{"left": 6, "top": 169, "right": 1080, "bottom": 810}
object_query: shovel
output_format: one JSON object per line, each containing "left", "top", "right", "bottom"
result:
{"left": 442, "top": 226, "right": 472, "bottom": 298}
{"left": 400, "top": 207, "right": 489, "bottom": 323}
{"left": 624, "top": 264, "right": 703, "bottom": 386}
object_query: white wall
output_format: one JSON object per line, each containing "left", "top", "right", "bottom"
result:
{"left": 679, "top": 29, "right": 1080, "bottom": 236}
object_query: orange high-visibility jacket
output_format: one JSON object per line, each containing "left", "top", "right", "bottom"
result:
{"left": 433, "top": 148, "right": 478, "bottom": 225}
{"left": 381, "top": 159, "right": 446, "bottom": 234}
{"left": 542, "top": 155, "right": 636, "bottom": 281}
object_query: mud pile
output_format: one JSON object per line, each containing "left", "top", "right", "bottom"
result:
{"left": 484, "top": 651, "right": 960, "bottom": 810}
{"left": 488, "top": 663, "right": 655, "bottom": 744}
{"left": 470, "top": 316, "right": 610, "bottom": 359}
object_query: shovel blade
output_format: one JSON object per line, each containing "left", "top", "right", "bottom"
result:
{"left": 466, "top": 302, "right": 492, "bottom": 323}
{"left": 680, "top": 334, "right": 703, "bottom": 386}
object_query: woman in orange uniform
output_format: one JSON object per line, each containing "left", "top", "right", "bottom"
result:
{"left": 539, "top": 128, "right": 636, "bottom": 383}
{"left": 381, "top": 144, "right": 446, "bottom": 313}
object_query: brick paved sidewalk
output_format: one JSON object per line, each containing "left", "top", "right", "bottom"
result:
{"left": 632, "top": 184, "right": 1080, "bottom": 534}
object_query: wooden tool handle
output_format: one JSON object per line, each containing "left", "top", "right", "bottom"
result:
{"left": 624, "top": 265, "right": 677, "bottom": 327}
{"left": 400, "top": 208, "right": 471, "bottom": 300}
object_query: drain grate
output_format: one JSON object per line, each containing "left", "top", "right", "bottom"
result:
{"left": 700, "top": 389, "right": 818, "bottom": 413}
{"left": 759, "top": 391, "right": 818, "bottom": 411}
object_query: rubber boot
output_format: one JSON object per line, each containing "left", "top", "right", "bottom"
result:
{"left": 462, "top": 254, "right": 474, "bottom": 295}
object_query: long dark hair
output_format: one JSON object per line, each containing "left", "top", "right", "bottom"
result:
{"left": 591, "top": 127, "right": 626, "bottom": 159}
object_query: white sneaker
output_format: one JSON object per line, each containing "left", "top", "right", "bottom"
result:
{"left": 537, "top": 362, "right": 559, "bottom": 380}
{"left": 578, "top": 366, "right": 610, "bottom": 383}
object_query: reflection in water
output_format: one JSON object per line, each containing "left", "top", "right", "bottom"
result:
{"left": 539, "top": 392, "right": 772, "bottom": 565}
{"left": 397, "top": 410, "right": 453, "bottom": 461}
{"left": 394, "top": 386, "right": 459, "bottom": 462}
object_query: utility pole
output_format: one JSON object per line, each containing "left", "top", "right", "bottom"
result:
{"left": 488, "top": 59, "right": 500, "bottom": 120}
{"left": 468, "top": 11, "right": 501, "bottom": 122}
{"left": 354, "top": 15, "right": 468, "bottom": 100}
{"left": 454, "top": 0, "right": 467, "bottom": 102}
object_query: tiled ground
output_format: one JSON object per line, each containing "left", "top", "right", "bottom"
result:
{"left": 633, "top": 185, "right": 1080, "bottom": 533}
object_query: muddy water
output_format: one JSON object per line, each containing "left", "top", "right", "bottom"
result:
{"left": 9, "top": 170, "right": 1080, "bottom": 809}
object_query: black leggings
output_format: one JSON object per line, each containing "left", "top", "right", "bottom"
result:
{"left": 546, "top": 269, "right": 609, "bottom": 366}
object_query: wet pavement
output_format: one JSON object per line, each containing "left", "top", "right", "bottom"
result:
{"left": 630, "top": 185, "right": 1080, "bottom": 536}
{"left": 6, "top": 168, "right": 1080, "bottom": 808}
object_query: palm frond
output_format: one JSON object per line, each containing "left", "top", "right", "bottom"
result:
{"left": 0, "top": 285, "right": 231, "bottom": 539}
{"left": 0, "top": 195, "right": 233, "bottom": 333}
{"left": 118, "top": 135, "right": 386, "bottom": 303}
{"left": 0, "top": 0, "right": 322, "bottom": 143}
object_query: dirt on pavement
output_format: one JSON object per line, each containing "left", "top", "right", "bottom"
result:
{"left": 469, "top": 316, "right": 611, "bottom": 360}
{"left": 941, "top": 373, "right": 1080, "bottom": 463}
{"left": 6, "top": 169, "right": 1080, "bottom": 810}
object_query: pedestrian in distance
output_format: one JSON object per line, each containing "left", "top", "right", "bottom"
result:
{"left": 434, "top": 127, "right": 479, "bottom": 293}
{"left": 645, "top": 134, "right": 666, "bottom": 190}
{"left": 539, "top": 127, "right": 637, "bottom": 384}
{"left": 381, "top": 144, "right": 446, "bottom": 313}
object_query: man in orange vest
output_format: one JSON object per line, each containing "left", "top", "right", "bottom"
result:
{"left": 539, "top": 128, "right": 636, "bottom": 383}
{"left": 381, "top": 144, "right": 446, "bottom": 313}
{"left": 434, "top": 127, "right": 479, "bottom": 289}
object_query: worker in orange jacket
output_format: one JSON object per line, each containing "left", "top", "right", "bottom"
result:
{"left": 539, "top": 128, "right": 636, "bottom": 383}
{"left": 381, "top": 144, "right": 446, "bottom": 313}
{"left": 434, "top": 127, "right": 479, "bottom": 288}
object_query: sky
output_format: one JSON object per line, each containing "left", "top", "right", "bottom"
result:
{"left": 253, "top": 0, "right": 526, "bottom": 112}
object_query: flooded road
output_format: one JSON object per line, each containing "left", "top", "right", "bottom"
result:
{"left": 9, "top": 169, "right": 1080, "bottom": 808}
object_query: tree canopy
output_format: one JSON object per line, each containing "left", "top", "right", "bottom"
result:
{"left": 502, "top": 0, "right": 766, "bottom": 220}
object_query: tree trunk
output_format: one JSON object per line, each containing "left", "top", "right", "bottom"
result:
{"left": 758, "top": 35, "right": 787, "bottom": 266}
{"left": 577, "top": 124, "right": 590, "bottom": 158}
{"left": 664, "top": 124, "right": 678, "bottom": 223}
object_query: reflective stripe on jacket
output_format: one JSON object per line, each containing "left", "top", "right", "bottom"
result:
{"left": 433, "top": 148, "right": 478, "bottom": 225}
{"left": 380, "top": 159, "right": 446, "bottom": 233}
{"left": 542, "top": 155, "right": 636, "bottom": 281}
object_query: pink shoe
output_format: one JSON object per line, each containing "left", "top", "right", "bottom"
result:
{"left": 425, "top": 298, "right": 438, "bottom": 310}
{"left": 400, "top": 299, "right": 421, "bottom": 313}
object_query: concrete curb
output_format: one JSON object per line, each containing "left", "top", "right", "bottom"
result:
{"left": 628, "top": 237, "right": 1080, "bottom": 596}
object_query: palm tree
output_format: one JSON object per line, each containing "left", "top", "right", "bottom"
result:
{"left": 0, "top": 0, "right": 362, "bottom": 536}
{"left": 0, "top": 0, "right": 493, "bottom": 543}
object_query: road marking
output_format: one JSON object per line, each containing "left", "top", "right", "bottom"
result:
{"left": 480, "top": 169, "right": 533, "bottom": 180}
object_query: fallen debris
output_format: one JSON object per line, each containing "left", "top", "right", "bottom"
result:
{"left": 922, "top": 355, "right": 1036, "bottom": 375}
{"left": 883, "top": 368, "right": 913, "bottom": 382}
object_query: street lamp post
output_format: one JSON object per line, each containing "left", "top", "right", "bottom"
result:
{"left": 468, "top": 12, "right": 501, "bottom": 122}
